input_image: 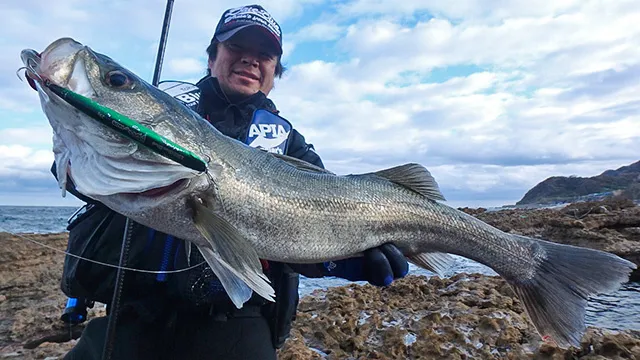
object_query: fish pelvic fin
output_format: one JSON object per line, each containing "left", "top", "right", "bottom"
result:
{"left": 190, "top": 197, "right": 275, "bottom": 308}
{"left": 407, "top": 252, "right": 454, "bottom": 276}
{"left": 508, "top": 235, "right": 637, "bottom": 348}
{"left": 369, "top": 163, "right": 446, "bottom": 201}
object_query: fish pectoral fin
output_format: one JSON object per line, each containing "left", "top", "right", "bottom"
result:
{"left": 407, "top": 252, "right": 454, "bottom": 276}
{"left": 191, "top": 198, "right": 275, "bottom": 308}
{"left": 271, "top": 153, "right": 335, "bottom": 175}
{"left": 369, "top": 163, "right": 446, "bottom": 201}
{"left": 196, "top": 246, "right": 254, "bottom": 307}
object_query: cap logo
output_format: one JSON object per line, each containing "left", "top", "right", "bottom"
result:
{"left": 224, "top": 6, "right": 281, "bottom": 38}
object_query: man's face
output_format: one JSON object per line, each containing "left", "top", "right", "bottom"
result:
{"left": 209, "top": 27, "right": 279, "bottom": 99}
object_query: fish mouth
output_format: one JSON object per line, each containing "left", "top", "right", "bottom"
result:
{"left": 21, "top": 38, "right": 94, "bottom": 96}
{"left": 131, "top": 178, "right": 189, "bottom": 198}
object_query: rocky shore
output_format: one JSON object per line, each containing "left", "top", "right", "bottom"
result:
{"left": 280, "top": 275, "right": 640, "bottom": 359}
{"left": 1, "top": 198, "right": 639, "bottom": 359}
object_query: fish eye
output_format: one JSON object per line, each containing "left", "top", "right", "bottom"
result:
{"left": 106, "top": 70, "right": 131, "bottom": 88}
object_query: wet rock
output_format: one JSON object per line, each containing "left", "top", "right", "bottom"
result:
{"left": 278, "top": 275, "right": 640, "bottom": 359}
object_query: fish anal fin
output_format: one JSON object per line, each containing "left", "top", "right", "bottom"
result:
{"left": 407, "top": 252, "right": 454, "bottom": 276}
{"left": 370, "top": 163, "right": 446, "bottom": 201}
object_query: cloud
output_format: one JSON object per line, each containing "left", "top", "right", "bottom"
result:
{"left": 0, "top": 145, "right": 54, "bottom": 176}
{"left": 1, "top": 1, "right": 638, "bottom": 208}
{"left": 167, "top": 57, "right": 206, "bottom": 76}
{"left": 0, "top": 172, "right": 82, "bottom": 207}
{"left": 267, "top": 1, "right": 639, "bottom": 207}
{"left": 557, "top": 64, "right": 640, "bottom": 100}
{"left": 274, "top": 61, "right": 638, "bottom": 166}
{"left": 0, "top": 127, "right": 53, "bottom": 147}
{"left": 335, "top": 0, "right": 604, "bottom": 23}
{"left": 291, "top": 22, "right": 345, "bottom": 42}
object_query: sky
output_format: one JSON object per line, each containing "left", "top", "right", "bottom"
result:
{"left": 0, "top": 0, "right": 639, "bottom": 208}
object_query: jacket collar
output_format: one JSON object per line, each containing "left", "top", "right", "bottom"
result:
{"left": 194, "top": 75, "right": 278, "bottom": 140}
{"left": 196, "top": 75, "right": 270, "bottom": 109}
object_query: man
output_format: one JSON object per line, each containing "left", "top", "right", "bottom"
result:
{"left": 59, "top": 4, "right": 409, "bottom": 359}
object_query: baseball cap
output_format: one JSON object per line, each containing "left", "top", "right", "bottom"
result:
{"left": 213, "top": 5, "right": 283, "bottom": 55}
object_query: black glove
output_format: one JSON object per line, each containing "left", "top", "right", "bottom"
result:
{"left": 322, "top": 243, "right": 409, "bottom": 286}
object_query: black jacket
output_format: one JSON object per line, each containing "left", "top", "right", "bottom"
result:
{"left": 57, "top": 76, "right": 325, "bottom": 348}
{"left": 196, "top": 76, "right": 323, "bottom": 166}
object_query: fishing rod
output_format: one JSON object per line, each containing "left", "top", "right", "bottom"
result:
{"left": 101, "top": 1, "right": 175, "bottom": 359}
{"left": 153, "top": 0, "right": 175, "bottom": 87}
{"left": 42, "top": 76, "right": 205, "bottom": 359}
{"left": 16, "top": 0, "right": 192, "bottom": 351}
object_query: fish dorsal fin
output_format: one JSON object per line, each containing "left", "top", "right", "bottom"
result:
{"left": 271, "top": 153, "right": 335, "bottom": 175}
{"left": 370, "top": 163, "right": 446, "bottom": 201}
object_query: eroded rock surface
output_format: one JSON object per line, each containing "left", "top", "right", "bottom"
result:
{"left": 279, "top": 275, "right": 640, "bottom": 359}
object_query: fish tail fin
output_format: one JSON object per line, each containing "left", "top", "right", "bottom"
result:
{"left": 508, "top": 235, "right": 636, "bottom": 348}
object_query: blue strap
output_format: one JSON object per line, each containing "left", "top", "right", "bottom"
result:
{"left": 156, "top": 235, "right": 175, "bottom": 282}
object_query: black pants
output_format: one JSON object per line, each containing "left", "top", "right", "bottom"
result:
{"left": 63, "top": 306, "right": 276, "bottom": 360}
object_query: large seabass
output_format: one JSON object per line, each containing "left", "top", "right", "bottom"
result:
{"left": 21, "top": 37, "right": 637, "bottom": 348}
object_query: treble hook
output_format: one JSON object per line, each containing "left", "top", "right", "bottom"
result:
{"left": 16, "top": 66, "right": 41, "bottom": 91}
{"left": 17, "top": 49, "right": 42, "bottom": 90}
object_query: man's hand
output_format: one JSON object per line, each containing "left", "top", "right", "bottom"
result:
{"left": 322, "top": 243, "right": 409, "bottom": 286}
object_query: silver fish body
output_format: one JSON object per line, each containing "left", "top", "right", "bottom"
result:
{"left": 22, "top": 37, "right": 636, "bottom": 348}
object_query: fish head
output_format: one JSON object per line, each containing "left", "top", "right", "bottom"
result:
{"left": 20, "top": 37, "right": 214, "bottom": 210}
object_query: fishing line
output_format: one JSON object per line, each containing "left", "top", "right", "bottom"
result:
{"left": 12, "top": 68, "right": 209, "bottom": 275}
{"left": 0, "top": 227, "right": 206, "bottom": 274}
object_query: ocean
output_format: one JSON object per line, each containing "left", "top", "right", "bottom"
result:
{"left": 1, "top": 205, "right": 639, "bottom": 332}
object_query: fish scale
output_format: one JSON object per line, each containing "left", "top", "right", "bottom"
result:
{"left": 22, "top": 37, "right": 637, "bottom": 349}
{"left": 214, "top": 145, "right": 553, "bottom": 284}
